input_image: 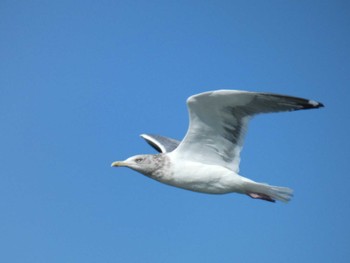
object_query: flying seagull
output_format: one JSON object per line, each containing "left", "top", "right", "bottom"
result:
{"left": 111, "top": 90, "right": 323, "bottom": 203}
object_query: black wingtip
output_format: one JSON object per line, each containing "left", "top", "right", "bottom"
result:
{"left": 305, "top": 100, "right": 324, "bottom": 110}
{"left": 261, "top": 93, "right": 324, "bottom": 111}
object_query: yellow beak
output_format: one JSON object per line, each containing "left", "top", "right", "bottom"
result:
{"left": 111, "top": 161, "right": 127, "bottom": 167}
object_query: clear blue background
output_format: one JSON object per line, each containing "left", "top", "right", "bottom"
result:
{"left": 1, "top": 1, "right": 349, "bottom": 262}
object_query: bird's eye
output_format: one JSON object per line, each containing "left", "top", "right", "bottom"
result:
{"left": 135, "top": 158, "right": 143, "bottom": 163}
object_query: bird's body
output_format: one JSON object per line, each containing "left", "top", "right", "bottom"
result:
{"left": 112, "top": 90, "right": 323, "bottom": 203}
{"left": 152, "top": 154, "right": 240, "bottom": 194}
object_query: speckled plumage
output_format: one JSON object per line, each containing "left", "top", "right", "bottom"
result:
{"left": 112, "top": 90, "right": 323, "bottom": 203}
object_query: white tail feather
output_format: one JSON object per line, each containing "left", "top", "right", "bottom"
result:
{"left": 245, "top": 182, "right": 294, "bottom": 203}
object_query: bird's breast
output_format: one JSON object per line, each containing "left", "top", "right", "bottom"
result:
{"left": 152, "top": 158, "right": 243, "bottom": 194}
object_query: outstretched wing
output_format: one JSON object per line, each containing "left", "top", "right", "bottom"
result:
{"left": 140, "top": 134, "right": 180, "bottom": 153}
{"left": 172, "top": 90, "right": 323, "bottom": 173}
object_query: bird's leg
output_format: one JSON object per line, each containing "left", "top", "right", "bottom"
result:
{"left": 246, "top": 192, "right": 276, "bottom": 202}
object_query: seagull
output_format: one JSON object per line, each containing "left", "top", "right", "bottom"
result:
{"left": 111, "top": 90, "right": 323, "bottom": 203}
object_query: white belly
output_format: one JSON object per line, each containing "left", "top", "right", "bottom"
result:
{"left": 152, "top": 158, "right": 245, "bottom": 194}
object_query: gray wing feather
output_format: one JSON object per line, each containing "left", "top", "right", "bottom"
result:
{"left": 140, "top": 134, "right": 180, "bottom": 153}
{"left": 173, "top": 90, "right": 323, "bottom": 173}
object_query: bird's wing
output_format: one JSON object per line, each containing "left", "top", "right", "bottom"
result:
{"left": 172, "top": 90, "right": 323, "bottom": 173}
{"left": 140, "top": 134, "right": 180, "bottom": 153}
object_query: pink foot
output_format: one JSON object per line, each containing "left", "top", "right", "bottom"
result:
{"left": 247, "top": 192, "right": 275, "bottom": 202}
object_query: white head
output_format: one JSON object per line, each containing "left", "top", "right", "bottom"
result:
{"left": 111, "top": 154, "right": 164, "bottom": 176}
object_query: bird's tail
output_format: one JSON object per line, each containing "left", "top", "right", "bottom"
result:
{"left": 244, "top": 181, "right": 293, "bottom": 203}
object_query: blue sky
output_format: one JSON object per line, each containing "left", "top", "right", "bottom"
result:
{"left": 1, "top": 1, "right": 349, "bottom": 262}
